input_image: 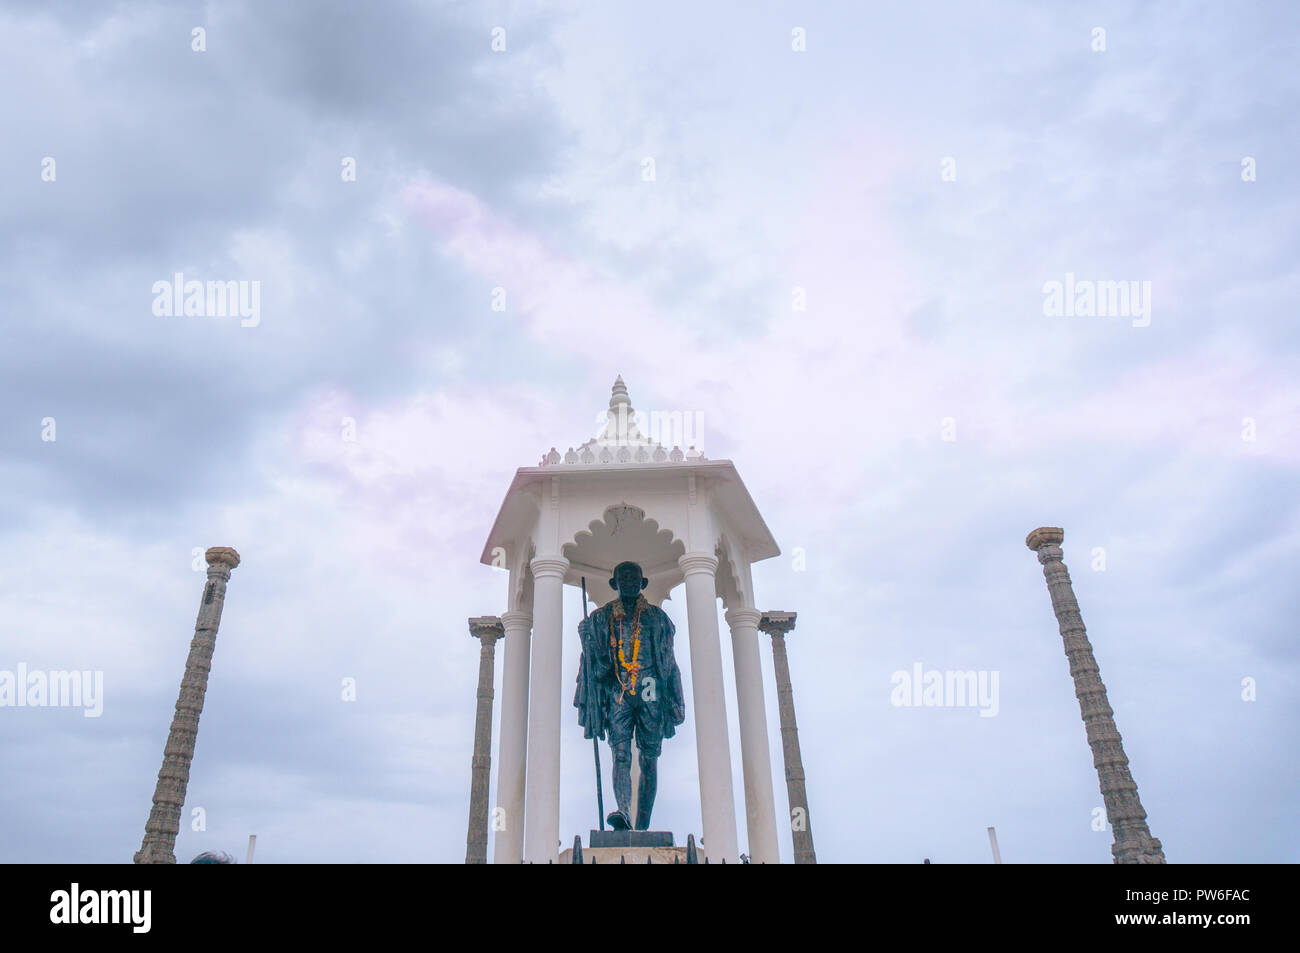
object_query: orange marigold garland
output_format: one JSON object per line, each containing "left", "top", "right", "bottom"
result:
{"left": 610, "top": 595, "right": 647, "bottom": 701}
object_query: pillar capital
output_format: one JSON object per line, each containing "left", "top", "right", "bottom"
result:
{"left": 724, "top": 607, "right": 762, "bottom": 629}
{"left": 678, "top": 552, "right": 718, "bottom": 577}
{"left": 500, "top": 609, "right": 532, "bottom": 631}
{"left": 1025, "top": 527, "right": 1064, "bottom": 552}
{"left": 468, "top": 616, "right": 505, "bottom": 643}
{"left": 204, "top": 546, "right": 241, "bottom": 569}
{"left": 529, "top": 555, "right": 569, "bottom": 580}
{"left": 758, "top": 611, "right": 797, "bottom": 637}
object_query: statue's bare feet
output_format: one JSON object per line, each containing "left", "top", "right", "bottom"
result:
{"left": 606, "top": 810, "right": 631, "bottom": 831}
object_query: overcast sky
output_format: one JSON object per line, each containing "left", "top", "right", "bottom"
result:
{"left": 2, "top": 0, "right": 1297, "bottom": 864}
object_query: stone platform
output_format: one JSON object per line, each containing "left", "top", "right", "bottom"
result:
{"left": 559, "top": 846, "right": 687, "bottom": 864}
{"left": 589, "top": 829, "right": 673, "bottom": 848}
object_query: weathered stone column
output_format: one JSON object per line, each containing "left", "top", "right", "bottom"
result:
{"left": 759, "top": 611, "right": 816, "bottom": 865}
{"left": 523, "top": 555, "right": 568, "bottom": 863}
{"left": 1026, "top": 527, "right": 1165, "bottom": 864}
{"left": 134, "top": 546, "right": 240, "bottom": 864}
{"left": 465, "top": 616, "right": 504, "bottom": 864}
{"left": 678, "top": 552, "right": 739, "bottom": 864}
{"left": 725, "top": 607, "right": 780, "bottom": 864}
{"left": 493, "top": 609, "right": 531, "bottom": 864}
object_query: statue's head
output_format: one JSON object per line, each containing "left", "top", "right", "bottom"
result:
{"left": 190, "top": 850, "right": 236, "bottom": 864}
{"left": 610, "top": 561, "right": 648, "bottom": 600}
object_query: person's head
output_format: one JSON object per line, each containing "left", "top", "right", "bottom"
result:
{"left": 190, "top": 850, "right": 236, "bottom": 864}
{"left": 609, "top": 561, "right": 647, "bottom": 600}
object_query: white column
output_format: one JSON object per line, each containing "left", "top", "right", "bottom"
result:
{"left": 678, "top": 552, "right": 739, "bottom": 863}
{"left": 493, "top": 609, "right": 531, "bottom": 864}
{"left": 724, "top": 607, "right": 780, "bottom": 864}
{"left": 523, "top": 556, "right": 568, "bottom": 863}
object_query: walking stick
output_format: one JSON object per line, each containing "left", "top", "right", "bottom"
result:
{"left": 582, "top": 577, "right": 606, "bottom": 831}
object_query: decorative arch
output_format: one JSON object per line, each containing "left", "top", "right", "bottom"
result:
{"left": 563, "top": 503, "right": 687, "bottom": 607}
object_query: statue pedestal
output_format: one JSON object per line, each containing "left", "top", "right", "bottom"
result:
{"left": 588, "top": 829, "right": 673, "bottom": 849}
{"left": 560, "top": 845, "right": 686, "bottom": 864}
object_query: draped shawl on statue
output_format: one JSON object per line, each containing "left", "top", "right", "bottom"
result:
{"left": 574, "top": 595, "right": 685, "bottom": 741}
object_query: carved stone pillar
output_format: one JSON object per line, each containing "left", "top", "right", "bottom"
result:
{"left": 1026, "top": 527, "right": 1165, "bottom": 864}
{"left": 465, "top": 616, "right": 504, "bottom": 864}
{"left": 134, "top": 547, "right": 240, "bottom": 864}
{"left": 759, "top": 611, "right": 817, "bottom": 864}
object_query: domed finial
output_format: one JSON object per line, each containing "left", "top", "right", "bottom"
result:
{"left": 609, "top": 375, "right": 631, "bottom": 410}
